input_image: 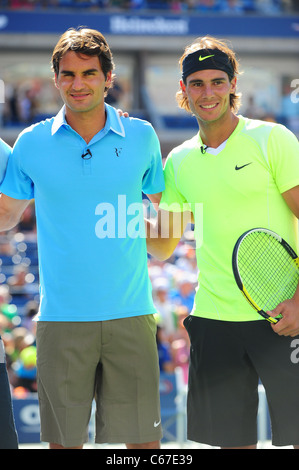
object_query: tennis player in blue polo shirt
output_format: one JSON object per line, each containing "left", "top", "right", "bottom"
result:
{"left": 0, "top": 28, "right": 164, "bottom": 449}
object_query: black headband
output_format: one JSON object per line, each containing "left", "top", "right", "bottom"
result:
{"left": 182, "top": 48, "right": 234, "bottom": 82}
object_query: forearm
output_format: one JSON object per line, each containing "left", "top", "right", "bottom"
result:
{"left": 0, "top": 209, "right": 21, "bottom": 231}
{"left": 0, "top": 194, "right": 29, "bottom": 232}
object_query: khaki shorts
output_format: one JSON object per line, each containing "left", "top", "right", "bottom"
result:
{"left": 36, "top": 315, "right": 162, "bottom": 447}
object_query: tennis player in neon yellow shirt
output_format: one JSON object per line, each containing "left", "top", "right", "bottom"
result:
{"left": 146, "top": 36, "right": 299, "bottom": 449}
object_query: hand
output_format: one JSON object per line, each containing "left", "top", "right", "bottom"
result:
{"left": 117, "top": 109, "right": 129, "bottom": 118}
{"left": 269, "top": 298, "right": 299, "bottom": 337}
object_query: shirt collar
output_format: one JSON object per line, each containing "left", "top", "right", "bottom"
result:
{"left": 51, "top": 106, "right": 66, "bottom": 135}
{"left": 105, "top": 103, "right": 125, "bottom": 137}
{"left": 51, "top": 103, "right": 126, "bottom": 138}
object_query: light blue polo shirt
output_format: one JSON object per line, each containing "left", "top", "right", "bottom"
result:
{"left": 0, "top": 104, "right": 165, "bottom": 321}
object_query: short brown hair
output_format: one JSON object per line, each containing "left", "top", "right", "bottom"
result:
{"left": 51, "top": 27, "right": 115, "bottom": 95}
{"left": 176, "top": 36, "right": 242, "bottom": 113}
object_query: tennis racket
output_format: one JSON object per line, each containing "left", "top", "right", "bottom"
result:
{"left": 232, "top": 228, "right": 299, "bottom": 324}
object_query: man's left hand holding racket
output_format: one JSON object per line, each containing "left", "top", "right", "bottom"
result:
{"left": 270, "top": 296, "right": 299, "bottom": 337}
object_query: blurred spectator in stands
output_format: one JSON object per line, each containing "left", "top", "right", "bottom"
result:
{"left": 11, "top": 327, "right": 35, "bottom": 356}
{"left": 153, "top": 276, "right": 176, "bottom": 339}
{"left": 9, "top": 0, "right": 35, "bottom": 8}
{"left": 1, "top": 332, "right": 15, "bottom": 380}
{"left": 72, "top": 0, "right": 97, "bottom": 7}
{"left": 7, "top": 265, "right": 28, "bottom": 289}
{"left": 0, "top": 285, "right": 13, "bottom": 319}
{"left": 5, "top": 326, "right": 35, "bottom": 386}
{"left": 220, "top": 0, "right": 244, "bottom": 13}
{"left": 0, "top": 313, "right": 11, "bottom": 334}
{"left": 0, "top": 284, "right": 20, "bottom": 330}
{"left": 148, "top": 253, "right": 176, "bottom": 284}
{"left": 170, "top": 305, "right": 190, "bottom": 383}
{"left": 7, "top": 264, "right": 37, "bottom": 294}
{"left": 17, "top": 203, "right": 36, "bottom": 235}
{"left": 242, "top": 0, "right": 256, "bottom": 12}
{"left": 7, "top": 264, "right": 39, "bottom": 319}
{"left": 3, "top": 84, "right": 20, "bottom": 126}
{"left": 184, "top": 0, "right": 194, "bottom": 8}
{"left": 18, "top": 88, "right": 37, "bottom": 124}
{"left": 170, "top": 272, "right": 196, "bottom": 313}
{"left": 194, "top": 0, "right": 222, "bottom": 12}
{"left": 105, "top": 79, "right": 125, "bottom": 107}
{"left": 108, "top": 0, "right": 125, "bottom": 8}
{"left": 289, "top": 0, "right": 299, "bottom": 11}
{"left": 174, "top": 243, "right": 198, "bottom": 276}
{"left": 0, "top": 309, "right": 17, "bottom": 341}
{"left": 254, "top": 0, "right": 281, "bottom": 12}
{"left": 22, "top": 299, "right": 39, "bottom": 334}
{"left": 170, "top": 0, "right": 184, "bottom": 11}
{"left": 127, "top": 0, "right": 147, "bottom": 8}
{"left": 156, "top": 325, "right": 175, "bottom": 373}
{"left": 0, "top": 235, "right": 15, "bottom": 259}
{"left": 12, "top": 344, "right": 37, "bottom": 393}
{"left": 280, "top": 80, "right": 299, "bottom": 135}
{"left": 244, "top": 95, "right": 265, "bottom": 120}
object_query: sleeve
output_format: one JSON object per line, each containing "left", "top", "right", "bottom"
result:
{"left": 267, "top": 124, "right": 299, "bottom": 193}
{"left": 0, "top": 138, "right": 11, "bottom": 185}
{"left": 159, "top": 154, "right": 190, "bottom": 212}
{"left": 0, "top": 134, "right": 34, "bottom": 200}
{"left": 142, "top": 125, "right": 165, "bottom": 195}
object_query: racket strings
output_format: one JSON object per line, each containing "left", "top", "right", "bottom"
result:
{"left": 238, "top": 231, "right": 299, "bottom": 311}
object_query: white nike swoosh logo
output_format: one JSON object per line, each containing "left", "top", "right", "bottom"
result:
{"left": 154, "top": 420, "right": 161, "bottom": 428}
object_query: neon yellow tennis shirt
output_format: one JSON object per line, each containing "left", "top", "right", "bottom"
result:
{"left": 160, "top": 116, "right": 299, "bottom": 321}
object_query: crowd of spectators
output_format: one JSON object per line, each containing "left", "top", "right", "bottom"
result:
{"left": 2, "top": 0, "right": 298, "bottom": 14}
{"left": 0, "top": 203, "right": 39, "bottom": 398}
{"left": 2, "top": 85, "right": 38, "bottom": 127}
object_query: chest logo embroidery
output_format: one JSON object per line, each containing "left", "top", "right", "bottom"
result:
{"left": 235, "top": 163, "right": 252, "bottom": 171}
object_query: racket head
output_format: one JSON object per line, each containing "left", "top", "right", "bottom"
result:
{"left": 232, "top": 228, "right": 299, "bottom": 324}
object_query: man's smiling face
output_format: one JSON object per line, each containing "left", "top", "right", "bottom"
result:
{"left": 54, "top": 50, "right": 111, "bottom": 115}
{"left": 180, "top": 69, "right": 237, "bottom": 124}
